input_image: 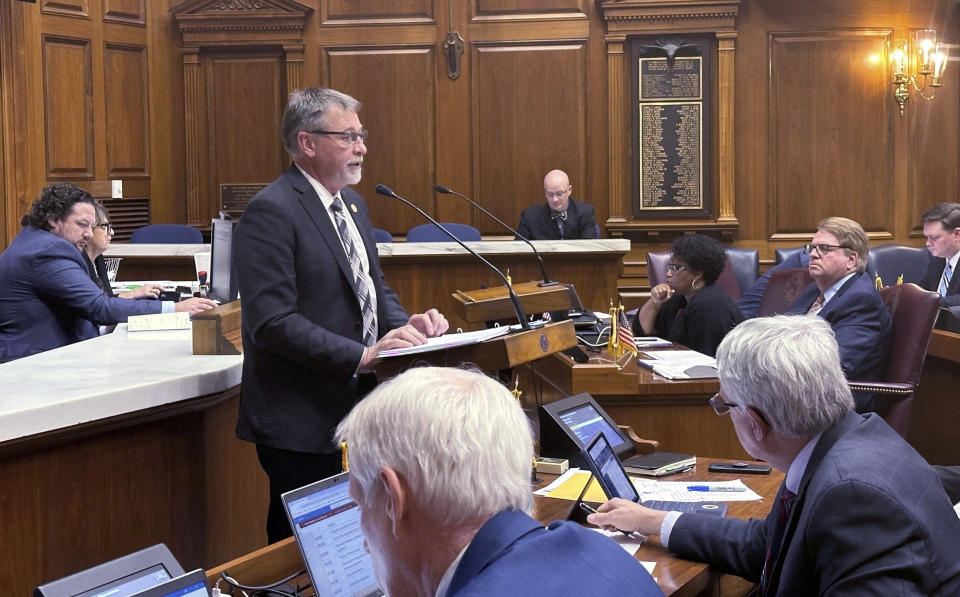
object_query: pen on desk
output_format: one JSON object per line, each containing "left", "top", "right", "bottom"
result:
{"left": 686, "top": 485, "right": 747, "bottom": 492}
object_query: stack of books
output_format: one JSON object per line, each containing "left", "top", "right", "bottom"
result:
{"left": 622, "top": 452, "right": 696, "bottom": 477}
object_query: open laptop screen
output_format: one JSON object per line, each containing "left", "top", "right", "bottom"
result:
{"left": 282, "top": 472, "right": 383, "bottom": 597}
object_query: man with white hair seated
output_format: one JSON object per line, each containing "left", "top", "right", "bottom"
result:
{"left": 588, "top": 315, "right": 960, "bottom": 595}
{"left": 336, "top": 366, "right": 663, "bottom": 597}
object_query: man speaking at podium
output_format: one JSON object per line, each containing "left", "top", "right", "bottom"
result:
{"left": 233, "top": 87, "right": 448, "bottom": 542}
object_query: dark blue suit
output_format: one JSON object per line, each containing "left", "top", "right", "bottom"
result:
{"left": 234, "top": 165, "right": 409, "bottom": 454}
{"left": 516, "top": 198, "right": 598, "bottom": 240}
{"left": 920, "top": 256, "right": 960, "bottom": 307}
{"left": 789, "top": 271, "right": 891, "bottom": 411}
{"left": 668, "top": 412, "right": 960, "bottom": 595}
{"left": 0, "top": 226, "right": 161, "bottom": 362}
{"left": 448, "top": 509, "right": 663, "bottom": 596}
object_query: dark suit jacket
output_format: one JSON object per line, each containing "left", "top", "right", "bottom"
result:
{"left": 789, "top": 271, "right": 891, "bottom": 411}
{"left": 447, "top": 509, "right": 663, "bottom": 596}
{"left": 233, "top": 166, "right": 409, "bottom": 454}
{"left": 933, "top": 465, "right": 960, "bottom": 504}
{"left": 920, "top": 256, "right": 960, "bottom": 307}
{"left": 633, "top": 284, "right": 744, "bottom": 357}
{"left": 0, "top": 226, "right": 161, "bottom": 362}
{"left": 669, "top": 412, "right": 960, "bottom": 595}
{"left": 84, "top": 253, "right": 116, "bottom": 297}
{"left": 515, "top": 198, "right": 598, "bottom": 240}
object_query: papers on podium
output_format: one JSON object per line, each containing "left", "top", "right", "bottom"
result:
{"left": 638, "top": 349, "right": 718, "bottom": 379}
{"left": 128, "top": 312, "right": 191, "bottom": 332}
{"left": 377, "top": 325, "right": 513, "bottom": 358}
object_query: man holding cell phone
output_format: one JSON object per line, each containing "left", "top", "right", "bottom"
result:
{"left": 588, "top": 315, "right": 960, "bottom": 596}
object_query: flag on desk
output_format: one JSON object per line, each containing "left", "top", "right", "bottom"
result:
{"left": 617, "top": 308, "right": 637, "bottom": 355}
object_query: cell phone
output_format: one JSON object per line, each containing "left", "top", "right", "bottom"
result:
{"left": 708, "top": 461, "right": 772, "bottom": 474}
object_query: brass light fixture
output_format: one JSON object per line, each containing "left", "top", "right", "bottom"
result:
{"left": 889, "top": 29, "right": 949, "bottom": 116}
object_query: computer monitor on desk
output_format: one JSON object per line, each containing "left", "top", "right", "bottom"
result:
{"left": 539, "top": 392, "right": 634, "bottom": 468}
{"left": 209, "top": 217, "right": 238, "bottom": 304}
{"left": 34, "top": 543, "right": 184, "bottom": 597}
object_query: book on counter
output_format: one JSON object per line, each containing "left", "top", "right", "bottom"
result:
{"left": 622, "top": 451, "right": 696, "bottom": 477}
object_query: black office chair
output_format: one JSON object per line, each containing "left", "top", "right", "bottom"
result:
{"left": 866, "top": 244, "right": 931, "bottom": 287}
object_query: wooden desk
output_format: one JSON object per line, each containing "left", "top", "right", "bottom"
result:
{"left": 910, "top": 329, "right": 960, "bottom": 464}
{"left": 204, "top": 457, "right": 782, "bottom": 597}
{"left": 527, "top": 349, "right": 750, "bottom": 460}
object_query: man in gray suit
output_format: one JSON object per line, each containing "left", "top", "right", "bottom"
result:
{"left": 233, "top": 87, "right": 448, "bottom": 542}
{"left": 589, "top": 314, "right": 960, "bottom": 595}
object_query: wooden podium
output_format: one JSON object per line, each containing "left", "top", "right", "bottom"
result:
{"left": 451, "top": 280, "right": 572, "bottom": 324}
{"left": 373, "top": 320, "right": 577, "bottom": 378}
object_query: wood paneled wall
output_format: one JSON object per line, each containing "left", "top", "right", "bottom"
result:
{"left": 0, "top": 0, "right": 957, "bottom": 266}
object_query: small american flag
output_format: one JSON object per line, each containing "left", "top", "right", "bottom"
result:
{"left": 617, "top": 308, "right": 637, "bottom": 354}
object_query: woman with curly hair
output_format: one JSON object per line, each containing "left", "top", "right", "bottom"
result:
{"left": 632, "top": 234, "right": 744, "bottom": 356}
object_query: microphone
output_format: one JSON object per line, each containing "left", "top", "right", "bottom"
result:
{"left": 436, "top": 185, "right": 558, "bottom": 287}
{"left": 375, "top": 183, "right": 533, "bottom": 330}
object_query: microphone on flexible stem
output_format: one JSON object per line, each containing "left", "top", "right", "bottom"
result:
{"left": 436, "top": 185, "right": 558, "bottom": 287}
{"left": 375, "top": 183, "right": 534, "bottom": 331}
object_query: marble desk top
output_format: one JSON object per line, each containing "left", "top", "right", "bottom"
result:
{"left": 103, "top": 239, "right": 629, "bottom": 259}
{"left": 0, "top": 324, "right": 242, "bottom": 444}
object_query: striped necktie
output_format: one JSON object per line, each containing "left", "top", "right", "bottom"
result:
{"left": 939, "top": 261, "right": 953, "bottom": 296}
{"left": 331, "top": 197, "right": 377, "bottom": 346}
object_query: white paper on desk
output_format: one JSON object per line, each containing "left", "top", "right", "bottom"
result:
{"left": 631, "top": 478, "right": 761, "bottom": 502}
{"left": 638, "top": 349, "right": 717, "bottom": 379}
{"left": 589, "top": 527, "right": 647, "bottom": 556}
{"left": 377, "top": 325, "right": 512, "bottom": 358}
{"left": 533, "top": 468, "right": 582, "bottom": 496}
{"left": 634, "top": 336, "right": 673, "bottom": 348}
{"left": 127, "top": 312, "right": 191, "bottom": 332}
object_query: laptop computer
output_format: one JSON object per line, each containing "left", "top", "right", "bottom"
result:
{"left": 281, "top": 471, "right": 384, "bottom": 597}
{"left": 581, "top": 433, "right": 727, "bottom": 516}
{"left": 128, "top": 569, "right": 209, "bottom": 597}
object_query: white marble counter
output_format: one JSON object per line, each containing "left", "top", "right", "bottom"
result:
{"left": 104, "top": 243, "right": 210, "bottom": 257}
{"left": 0, "top": 325, "right": 242, "bottom": 444}
{"left": 377, "top": 238, "right": 629, "bottom": 256}
{"left": 102, "top": 239, "right": 630, "bottom": 259}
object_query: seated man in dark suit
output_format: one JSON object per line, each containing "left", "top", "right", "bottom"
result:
{"left": 589, "top": 315, "right": 960, "bottom": 595}
{"left": 336, "top": 366, "right": 663, "bottom": 597}
{"left": 919, "top": 202, "right": 960, "bottom": 306}
{"left": 0, "top": 183, "right": 216, "bottom": 362}
{"left": 933, "top": 465, "right": 960, "bottom": 504}
{"left": 788, "top": 216, "right": 891, "bottom": 412}
{"left": 516, "top": 169, "right": 598, "bottom": 240}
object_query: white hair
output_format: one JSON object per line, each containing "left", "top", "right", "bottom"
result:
{"left": 715, "top": 315, "right": 854, "bottom": 438}
{"left": 335, "top": 366, "right": 534, "bottom": 527}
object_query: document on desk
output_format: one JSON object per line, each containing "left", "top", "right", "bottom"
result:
{"left": 377, "top": 325, "right": 513, "bottom": 358}
{"left": 589, "top": 527, "right": 651, "bottom": 559}
{"left": 632, "top": 478, "right": 761, "bottom": 502}
{"left": 127, "top": 312, "right": 191, "bottom": 332}
{"left": 637, "top": 349, "right": 717, "bottom": 379}
{"left": 534, "top": 469, "right": 609, "bottom": 503}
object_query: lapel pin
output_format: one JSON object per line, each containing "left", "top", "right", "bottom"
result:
{"left": 350, "top": 203, "right": 358, "bottom": 213}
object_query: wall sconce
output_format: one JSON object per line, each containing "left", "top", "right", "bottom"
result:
{"left": 889, "top": 29, "right": 949, "bottom": 116}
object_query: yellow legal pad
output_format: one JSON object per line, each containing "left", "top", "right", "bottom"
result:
{"left": 544, "top": 470, "right": 609, "bottom": 503}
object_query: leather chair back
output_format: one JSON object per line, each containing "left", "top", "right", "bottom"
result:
{"left": 847, "top": 283, "right": 940, "bottom": 438}
{"left": 130, "top": 224, "right": 203, "bottom": 244}
{"left": 866, "top": 244, "right": 931, "bottom": 287}
{"left": 725, "top": 247, "right": 759, "bottom": 296}
{"left": 775, "top": 246, "right": 804, "bottom": 265}
{"left": 407, "top": 222, "right": 481, "bottom": 242}
{"left": 756, "top": 268, "right": 814, "bottom": 317}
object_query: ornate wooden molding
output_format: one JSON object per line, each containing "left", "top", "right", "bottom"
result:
{"left": 597, "top": 0, "right": 740, "bottom": 235}
{"left": 171, "top": 0, "right": 313, "bottom": 47}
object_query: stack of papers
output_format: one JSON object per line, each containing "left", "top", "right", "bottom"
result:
{"left": 622, "top": 451, "right": 696, "bottom": 476}
{"left": 127, "top": 312, "right": 191, "bottom": 332}
{"left": 378, "top": 326, "right": 512, "bottom": 358}
{"left": 638, "top": 349, "right": 718, "bottom": 379}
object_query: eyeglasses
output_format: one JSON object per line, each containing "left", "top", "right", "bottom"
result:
{"left": 708, "top": 393, "right": 739, "bottom": 416}
{"left": 804, "top": 243, "right": 849, "bottom": 255}
{"left": 308, "top": 129, "right": 368, "bottom": 146}
{"left": 666, "top": 263, "right": 689, "bottom": 273}
{"left": 97, "top": 223, "right": 115, "bottom": 235}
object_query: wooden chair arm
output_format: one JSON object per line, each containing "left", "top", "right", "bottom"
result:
{"left": 618, "top": 424, "right": 659, "bottom": 455}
